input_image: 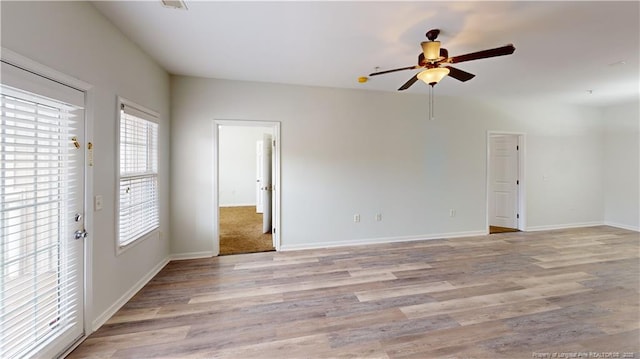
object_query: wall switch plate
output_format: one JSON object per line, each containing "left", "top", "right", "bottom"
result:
{"left": 375, "top": 213, "right": 382, "bottom": 221}
{"left": 354, "top": 214, "right": 360, "bottom": 223}
{"left": 449, "top": 209, "right": 456, "bottom": 217}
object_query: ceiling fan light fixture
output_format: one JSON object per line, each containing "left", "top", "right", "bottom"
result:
{"left": 161, "top": 0, "right": 188, "bottom": 10}
{"left": 421, "top": 41, "right": 441, "bottom": 61}
{"left": 417, "top": 68, "right": 450, "bottom": 86}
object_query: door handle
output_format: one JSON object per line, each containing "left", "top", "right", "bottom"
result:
{"left": 74, "top": 230, "right": 88, "bottom": 240}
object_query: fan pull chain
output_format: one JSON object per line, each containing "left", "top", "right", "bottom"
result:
{"left": 429, "top": 85, "right": 435, "bottom": 121}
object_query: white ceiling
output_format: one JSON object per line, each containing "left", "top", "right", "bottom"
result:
{"left": 92, "top": 1, "right": 639, "bottom": 107}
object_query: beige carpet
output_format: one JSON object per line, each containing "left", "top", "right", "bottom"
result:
{"left": 219, "top": 206, "right": 274, "bottom": 255}
{"left": 489, "top": 225, "right": 520, "bottom": 234}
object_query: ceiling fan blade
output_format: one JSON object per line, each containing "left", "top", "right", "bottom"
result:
{"left": 449, "top": 44, "right": 515, "bottom": 64}
{"left": 398, "top": 74, "right": 419, "bottom": 91}
{"left": 445, "top": 66, "right": 475, "bottom": 82}
{"left": 369, "top": 66, "right": 418, "bottom": 76}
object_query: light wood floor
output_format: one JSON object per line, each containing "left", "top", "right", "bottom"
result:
{"left": 68, "top": 226, "right": 639, "bottom": 358}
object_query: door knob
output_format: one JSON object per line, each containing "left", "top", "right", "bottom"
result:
{"left": 74, "top": 230, "right": 88, "bottom": 240}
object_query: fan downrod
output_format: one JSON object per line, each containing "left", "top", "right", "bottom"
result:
{"left": 426, "top": 29, "right": 440, "bottom": 41}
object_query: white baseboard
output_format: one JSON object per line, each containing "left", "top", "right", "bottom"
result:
{"left": 525, "top": 221, "right": 604, "bottom": 232}
{"left": 279, "top": 230, "right": 487, "bottom": 251}
{"left": 219, "top": 203, "right": 256, "bottom": 208}
{"left": 604, "top": 221, "right": 640, "bottom": 232}
{"left": 170, "top": 251, "right": 216, "bottom": 260}
{"left": 91, "top": 256, "right": 170, "bottom": 332}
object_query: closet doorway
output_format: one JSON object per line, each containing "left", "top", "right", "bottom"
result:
{"left": 487, "top": 132, "right": 526, "bottom": 234}
{"left": 214, "top": 120, "right": 280, "bottom": 255}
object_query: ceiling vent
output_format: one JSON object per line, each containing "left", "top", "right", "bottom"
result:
{"left": 161, "top": 0, "right": 188, "bottom": 10}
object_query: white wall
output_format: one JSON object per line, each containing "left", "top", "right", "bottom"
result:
{"left": 1, "top": 2, "right": 171, "bottom": 329}
{"left": 170, "top": 76, "right": 606, "bottom": 254}
{"left": 603, "top": 102, "right": 640, "bottom": 230}
{"left": 219, "top": 126, "right": 273, "bottom": 207}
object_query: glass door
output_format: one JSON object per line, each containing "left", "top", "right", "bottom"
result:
{"left": 1, "top": 61, "right": 85, "bottom": 358}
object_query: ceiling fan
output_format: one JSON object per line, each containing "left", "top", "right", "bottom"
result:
{"left": 369, "top": 29, "right": 516, "bottom": 90}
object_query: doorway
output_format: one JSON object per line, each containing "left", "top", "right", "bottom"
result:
{"left": 214, "top": 120, "right": 280, "bottom": 255}
{"left": 487, "top": 132, "right": 525, "bottom": 234}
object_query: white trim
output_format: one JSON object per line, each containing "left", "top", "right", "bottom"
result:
{"left": 279, "top": 231, "right": 487, "bottom": 251}
{"left": 525, "top": 221, "right": 604, "bottom": 232}
{"left": 1, "top": 48, "right": 92, "bottom": 91}
{"left": 220, "top": 203, "right": 258, "bottom": 208}
{"left": 603, "top": 222, "right": 640, "bottom": 232}
{"left": 170, "top": 251, "right": 216, "bottom": 260}
{"left": 486, "top": 131, "right": 527, "bottom": 231}
{"left": 91, "top": 256, "right": 170, "bottom": 331}
{"left": 212, "top": 121, "right": 220, "bottom": 256}
{"left": 82, "top": 84, "right": 96, "bottom": 340}
{"left": 119, "top": 96, "right": 160, "bottom": 121}
{"left": 213, "top": 120, "right": 282, "bottom": 253}
{"left": 115, "top": 96, "right": 160, "bottom": 256}
{"left": 517, "top": 135, "right": 527, "bottom": 230}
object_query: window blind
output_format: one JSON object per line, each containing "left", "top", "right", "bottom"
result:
{"left": 118, "top": 103, "right": 159, "bottom": 246}
{"left": 0, "top": 85, "right": 81, "bottom": 358}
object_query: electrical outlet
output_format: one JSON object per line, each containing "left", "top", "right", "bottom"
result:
{"left": 449, "top": 209, "right": 456, "bottom": 217}
{"left": 95, "top": 195, "right": 103, "bottom": 211}
{"left": 375, "top": 213, "right": 382, "bottom": 222}
{"left": 354, "top": 214, "right": 361, "bottom": 223}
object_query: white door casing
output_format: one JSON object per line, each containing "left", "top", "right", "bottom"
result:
{"left": 489, "top": 134, "right": 519, "bottom": 229}
{"left": 261, "top": 134, "right": 272, "bottom": 234}
{"left": 256, "top": 140, "right": 264, "bottom": 213}
{"left": 214, "top": 120, "right": 281, "bottom": 252}
{"left": 270, "top": 137, "right": 276, "bottom": 248}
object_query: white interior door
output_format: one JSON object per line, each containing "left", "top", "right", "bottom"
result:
{"left": 0, "top": 61, "right": 85, "bottom": 358}
{"left": 261, "top": 134, "right": 272, "bottom": 234}
{"left": 489, "top": 134, "right": 519, "bottom": 229}
{"left": 256, "top": 140, "right": 264, "bottom": 213}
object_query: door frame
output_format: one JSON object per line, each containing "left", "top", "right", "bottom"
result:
{"left": 256, "top": 140, "right": 264, "bottom": 213}
{"left": 1, "top": 48, "right": 94, "bottom": 356}
{"left": 213, "top": 120, "right": 281, "bottom": 252}
{"left": 486, "top": 131, "right": 526, "bottom": 232}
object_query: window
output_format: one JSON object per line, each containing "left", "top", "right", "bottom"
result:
{"left": 118, "top": 100, "right": 159, "bottom": 248}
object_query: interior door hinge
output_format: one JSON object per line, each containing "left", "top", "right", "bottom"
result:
{"left": 273, "top": 140, "right": 276, "bottom": 147}
{"left": 516, "top": 145, "right": 519, "bottom": 151}
{"left": 516, "top": 180, "right": 519, "bottom": 185}
{"left": 517, "top": 213, "right": 520, "bottom": 219}
{"left": 273, "top": 227, "right": 276, "bottom": 234}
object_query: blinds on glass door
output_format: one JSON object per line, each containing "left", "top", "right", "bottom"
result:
{"left": 118, "top": 103, "right": 159, "bottom": 246}
{"left": 0, "top": 85, "right": 81, "bottom": 358}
